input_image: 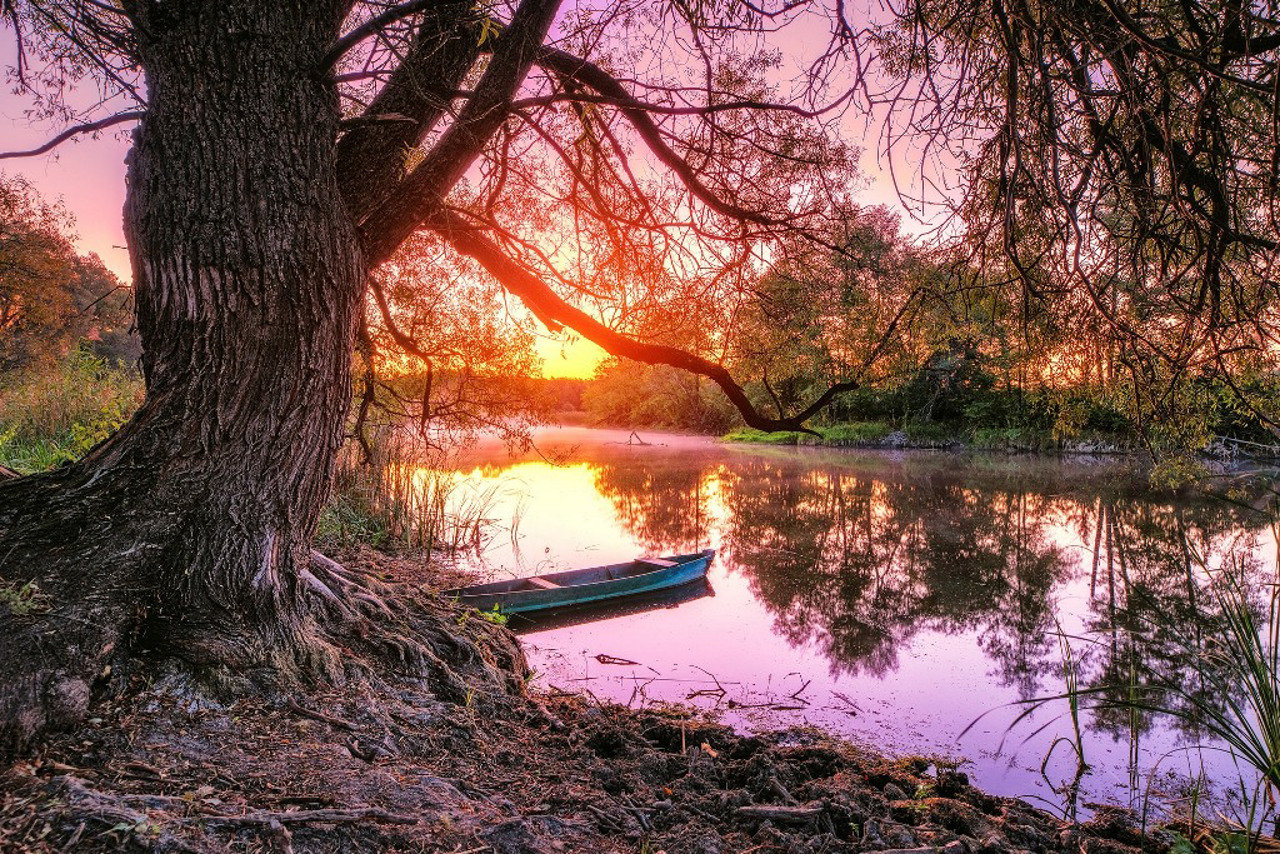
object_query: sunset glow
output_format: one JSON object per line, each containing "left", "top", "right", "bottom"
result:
{"left": 534, "top": 333, "right": 606, "bottom": 379}
{"left": 4, "top": 0, "right": 1280, "bottom": 843}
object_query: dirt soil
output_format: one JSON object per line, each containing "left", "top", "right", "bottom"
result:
{"left": 0, "top": 548, "right": 1240, "bottom": 853}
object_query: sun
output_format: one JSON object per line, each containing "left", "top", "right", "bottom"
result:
{"left": 535, "top": 333, "right": 607, "bottom": 379}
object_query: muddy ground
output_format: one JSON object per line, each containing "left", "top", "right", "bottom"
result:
{"left": 0, "top": 548, "right": 1251, "bottom": 853}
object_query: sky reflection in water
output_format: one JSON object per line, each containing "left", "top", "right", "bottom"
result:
{"left": 440, "top": 427, "right": 1278, "bottom": 818}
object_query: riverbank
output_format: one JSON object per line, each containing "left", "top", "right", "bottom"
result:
{"left": 0, "top": 546, "right": 1252, "bottom": 854}
{"left": 722, "top": 423, "right": 1280, "bottom": 460}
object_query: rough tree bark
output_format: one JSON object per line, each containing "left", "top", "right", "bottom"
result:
{"left": 0, "top": 1, "right": 368, "bottom": 755}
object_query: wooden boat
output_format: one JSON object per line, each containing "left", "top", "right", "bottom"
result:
{"left": 508, "top": 576, "right": 715, "bottom": 634}
{"left": 445, "top": 549, "right": 715, "bottom": 615}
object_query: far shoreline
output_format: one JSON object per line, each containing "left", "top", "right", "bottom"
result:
{"left": 541, "top": 416, "right": 1280, "bottom": 466}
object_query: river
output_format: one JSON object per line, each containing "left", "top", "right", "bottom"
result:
{"left": 435, "top": 426, "right": 1277, "bottom": 820}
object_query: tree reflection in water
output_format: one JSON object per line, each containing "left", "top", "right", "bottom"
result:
{"left": 589, "top": 458, "right": 713, "bottom": 556}
{"left": 590, "top": 448, "right": 1276, "bottom": 744}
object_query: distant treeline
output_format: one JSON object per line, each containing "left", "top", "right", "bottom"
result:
{"left": 0, "top": 174, "right": 144, "bottom": 474}
{"left": 577, "top": 353, "right": 1279, "bottom": 458}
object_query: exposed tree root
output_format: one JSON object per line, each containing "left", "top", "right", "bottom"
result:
{"left": 0, "top": 463, "right": 523, "bottom": 761}
{"left": 2, "top": 652, "right": 1221, "bottom": 854}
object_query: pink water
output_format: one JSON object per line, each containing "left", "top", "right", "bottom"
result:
{"left": 440, "top": 426, "right": 1277, "bottom": 819}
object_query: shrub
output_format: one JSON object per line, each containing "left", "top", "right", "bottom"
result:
{"left": 0, "top": 346, "right": 143, "bottom": 473}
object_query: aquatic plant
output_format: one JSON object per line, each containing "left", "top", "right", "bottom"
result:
{"left": 997, "top": 541, "right": 1280, "bottom": 839}
{"left": 1116, "top": 561, "right": 1280, "bottom": 810}
{"left": 321, "top": 428, "right": 519, "bottom": 557}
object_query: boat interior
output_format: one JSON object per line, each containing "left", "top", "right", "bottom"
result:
{"left": 455, "top": 553, "right": 703, "bottom": 596}
{"left": 507, "top": 556, "right": 680, "bottom": 591}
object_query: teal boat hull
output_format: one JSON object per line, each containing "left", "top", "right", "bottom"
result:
{"left": 509, "top": 577, "right": 715, "bottom": 634}
{"left": 445, "top": 549, "right": 715, "bottom": 615}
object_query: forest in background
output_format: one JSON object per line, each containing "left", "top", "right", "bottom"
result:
{"left": 0, "top": 174, "right": 141, "bottom": 474}
{"left": 5, "top": 165, "right": 1278, "bottom": 486}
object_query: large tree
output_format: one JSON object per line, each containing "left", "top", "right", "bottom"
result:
{"left": 0, "top": 0, "right": 869, "bottom": 754}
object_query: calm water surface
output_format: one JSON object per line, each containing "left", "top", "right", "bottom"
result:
{"left": 439, "top": 427, "right": 1277, "bottom": 818}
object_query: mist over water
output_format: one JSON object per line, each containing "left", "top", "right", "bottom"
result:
{"left": 442, "top": 426, "right": 1278, "bottom": 818}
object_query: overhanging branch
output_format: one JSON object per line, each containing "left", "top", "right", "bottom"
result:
{"left": 535, "top": 47, "right": 787, "bottom": 227}
{"left": 360, "top": 0, "right": 563, "bottom": 264}
{"left": 317, "top": 0, "right": 439, "bottom": 75}
{"left": 335, "top": 1, "right": 482, "bottom": 225}
{"left": 425, "top": 206, "right": 856, "bottom": 432}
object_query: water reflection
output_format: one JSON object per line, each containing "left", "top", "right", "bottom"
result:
{"left": 448, "top": 429, "right": 1277, "bottom": 811}
{"left": 590, "top": 459, "right": 714, "bottom": 554}
{"left": 591, "top": 453, "right": 1268, "bottom": 694}
{"left": 509, "top": 577, "right": 715, "bottom": 634}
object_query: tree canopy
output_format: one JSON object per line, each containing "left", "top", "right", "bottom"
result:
{"left": 0, "top": 173, "right": 135, "bottom": 370}
{"left": 874, "top": 0, "right": 1280, "bottom": 451}
{"left": 6, "top": 0, "right": 888, "bottom": 429}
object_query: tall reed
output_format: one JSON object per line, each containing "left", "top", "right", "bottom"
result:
{"left": 323, "top": 428, "right": 513, "bottom": 557}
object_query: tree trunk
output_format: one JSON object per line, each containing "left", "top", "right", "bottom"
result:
{"left": 0, "top": 0, "right": 366, "bottom": 755}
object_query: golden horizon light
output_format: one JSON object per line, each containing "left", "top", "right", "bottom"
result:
{"left": 535, "top": 333, "right": 607, "bottom": 379}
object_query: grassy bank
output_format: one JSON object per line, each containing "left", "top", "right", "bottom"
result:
{"left": 724, "top": 420, "right": 1142, "bottom": 455}
{"left": 0, "top": 349, "right": 509, "bottom": 564}
{"left": 0, "top": 348, "right": 143, "bottom": 474}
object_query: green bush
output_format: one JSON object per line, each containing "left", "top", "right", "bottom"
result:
{"left": 0, "top": 346, "right": 143, "bottom": 473}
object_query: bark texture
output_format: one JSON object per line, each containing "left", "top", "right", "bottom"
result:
{"left": 0, "top": 0, "right": 367, "bottom": 756}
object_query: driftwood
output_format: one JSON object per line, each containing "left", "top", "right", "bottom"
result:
{"left": 198, "top": 807, "right": 420, "bottom": 826}
{"left": 733, "top": 804, "right": 823, "bottom": 823}
{"left": 605, "top": 431, "right": 655, "bottom": 446}
{"left": 0, "top": 464, "right": 19, "bottom": 481}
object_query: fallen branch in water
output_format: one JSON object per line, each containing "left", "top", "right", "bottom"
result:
{"left": 685, "top": 665, "right": 728, "bottom": 701}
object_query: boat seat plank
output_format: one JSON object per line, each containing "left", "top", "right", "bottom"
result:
{"left": 527, "top": 577, "right": 562, "bottom": 589}
{"left": 638, "top": 557, "right": 678, "bottom": 568}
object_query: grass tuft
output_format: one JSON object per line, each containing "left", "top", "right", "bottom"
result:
{"left": 320, "top": 429, "right": 515, "bottom": 558}
{"left": 721, "top": 428, "right": 805, "bottom": 445}
{"left": 819, "top": 421, "right": 894, "bottom": 442}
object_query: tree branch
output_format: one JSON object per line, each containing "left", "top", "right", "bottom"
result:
{"left": 317, "top": 0, "right": 438, "bottom": 74}
{"left": 510, "top": 89, "right": 845, "bottom": 119}
{"left": 425, "top": 206, "right": 856, "bottom": 431}
{"left": 360, "top": 0, "right": 564, "bottom": 264}
{"left": 336, "top": 1, "right": 482, "bottom": 225}
{"left": 535, "top": 47, "right": 787, "bottom": 227}
{"left": 0, "top": 111, "right": 144, "bottom": 160}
